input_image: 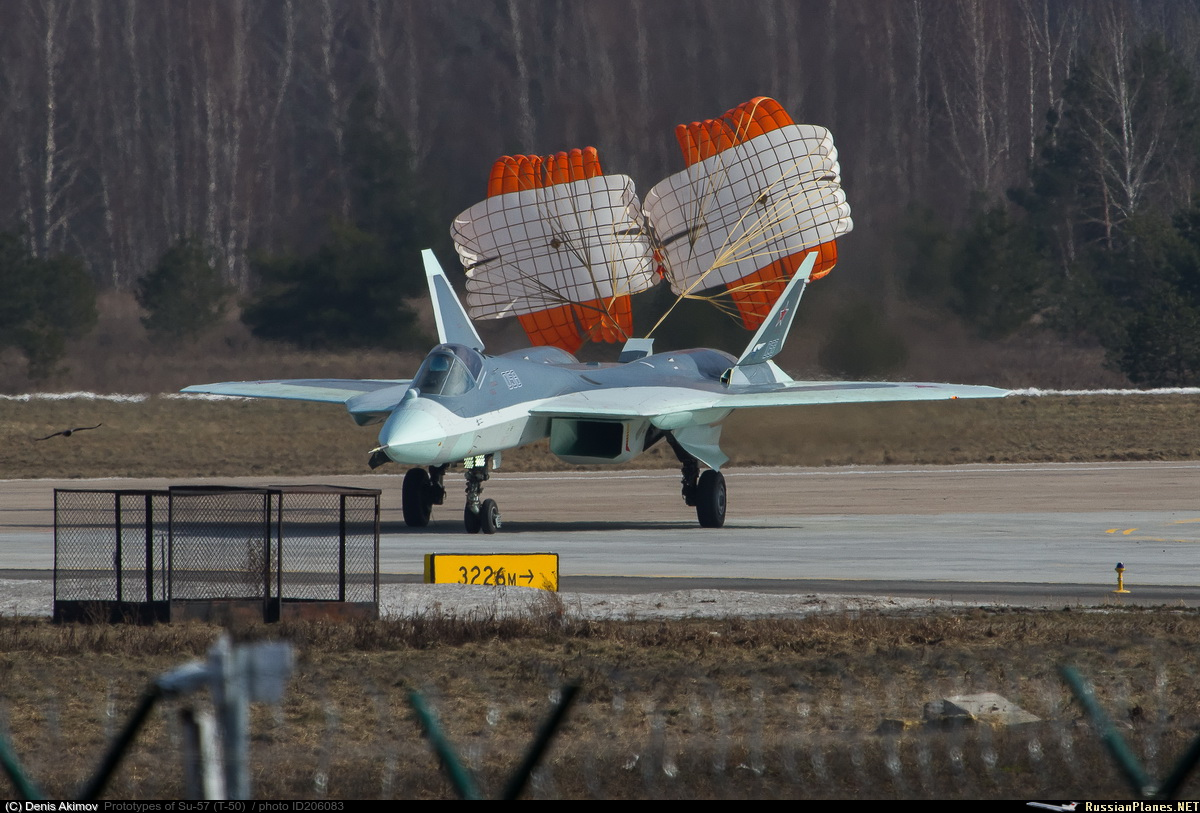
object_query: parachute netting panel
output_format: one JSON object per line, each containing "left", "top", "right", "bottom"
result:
{"left": 452, "top": 147, "right": 657, "bottom": 352}
{"left": 644, "top": 96, "right": 853, "bottom": 330}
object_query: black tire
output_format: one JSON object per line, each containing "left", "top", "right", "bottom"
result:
{"left": 402, "top": 468, "right": 433, "bottom": 527}
{"left": 480, "top": 498, "right": 501, "bottom": 535}
{"left": 464, "top": 505, "right": 482, "bottom": 534}
{"left": 695, "top": 469, "right": 726, "bottom": 528}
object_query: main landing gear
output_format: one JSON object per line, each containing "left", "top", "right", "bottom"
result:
{"left": 665, "top": 433, "right": 726, "bottom": 528}
{"left": 402, "top": 445, "right": 722, "bottom": 531}
{"left": 401, "top": 456, "right": 500, "bottom": 534}
{"left": 401, "top": 464, "right": 447, "bottom": 527}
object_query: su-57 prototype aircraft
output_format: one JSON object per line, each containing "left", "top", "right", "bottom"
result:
{"left": 184, "top": 250, "right": 1009, "bottom": 534}
{"left": 185, "top": 97, "right": 1010, "bottom": 533}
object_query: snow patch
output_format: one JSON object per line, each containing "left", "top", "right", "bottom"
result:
{"left": 0, "top": 392, "right": 148, "bottom": 403}
{"left": 1011, "top": 387, "right": 1200, "bottom": 397}
{"left": 0, "top": 580, "right": 953, "bottom": 620}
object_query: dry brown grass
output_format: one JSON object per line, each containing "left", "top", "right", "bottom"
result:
{"left": 2, "top": 609, "right": 1200, "bottom": 799}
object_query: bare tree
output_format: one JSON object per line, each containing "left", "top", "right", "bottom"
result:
{"left": 19, "top": 0, "right": 86, "bottom": 258}
{"left": 933, "top": 0, "right": 1017, "bottom": 198}
{"left": 1018, "top": 0, "right": 1082, "bottom": 160}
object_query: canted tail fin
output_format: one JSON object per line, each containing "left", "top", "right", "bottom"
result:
{"left": 422, "top": 249, "right": 484, "bottom": 351}
{"left": 734, "top": 250, "right": 815, "bottom": 367}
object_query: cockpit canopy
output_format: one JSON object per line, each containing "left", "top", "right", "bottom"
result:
{"left": 413, "top": 343, "right": 485, "bottom": 397}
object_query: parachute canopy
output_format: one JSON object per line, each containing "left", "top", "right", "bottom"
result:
{"left": 451, "top": 97, "right": 852, "bottom": 351}
{"left": 452, "top": 148, "right": 657, "bottom": 353}
{"left": 646, "top": 97, "right": 853, "bottom": 329}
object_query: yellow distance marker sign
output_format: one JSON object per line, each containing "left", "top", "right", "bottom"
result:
{"left": 424, "top": 553, "right": 559, "bottom": 592}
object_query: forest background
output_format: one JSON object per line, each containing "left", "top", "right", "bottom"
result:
{"left": 3, "top": 0, "right": 1200, "bottom": 393}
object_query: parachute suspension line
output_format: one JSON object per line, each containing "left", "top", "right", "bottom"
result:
{"left": 658, "top": 99, "right": 798, "bottom": 299}
{"left": 707, "top": 161, "right": 834, "bottom": 272}
{"left": 648, "top": 102, "right": 811, "bottom": 336}
{"left": 642, "top": 277, "right": 751, "bottom": 341}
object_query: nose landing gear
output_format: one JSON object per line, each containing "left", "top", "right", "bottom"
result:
{"left": 401, "top": 457, "right": 501, "bottom": 533}
{"left": 463, "top": 455, "right": 501, "bottom": 534}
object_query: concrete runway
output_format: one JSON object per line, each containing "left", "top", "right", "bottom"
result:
{"left": 2, "top": 461, "right": 1199, "bottom": 606}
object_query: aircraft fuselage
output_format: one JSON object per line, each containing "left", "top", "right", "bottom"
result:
{"left": 379, "top": 343, "right": 736, "bottom": 466}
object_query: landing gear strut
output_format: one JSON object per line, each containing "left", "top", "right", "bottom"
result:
{"left": 463, "top": 454, "right": 500, "bottom": 534}
{"left": 401, "top": 464, "right": 447, "bottom": 527}
{"left": 666, "top": 433, "right": 726, "bottom": 528}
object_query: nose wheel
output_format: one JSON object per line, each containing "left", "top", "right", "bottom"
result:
{"left": 465, "top": 498, "right": 501, "bottom": 534}
{"left": 463, "top": 455, "right": 501, "bottom": 534}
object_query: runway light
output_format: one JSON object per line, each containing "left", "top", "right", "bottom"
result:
{"left": 1113, "top": 562, "right": 1130, "bottom": 594}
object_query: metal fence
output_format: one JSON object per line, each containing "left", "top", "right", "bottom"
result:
{"left": 53, "top": 485, "right": 380, "bottom": 622}
{"left": 6, "top": 639, "right": 1200, "bottom": 800}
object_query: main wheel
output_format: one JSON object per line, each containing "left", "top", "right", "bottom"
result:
{"left": 464, "top": 505, "right": 482, "bottom": 534}
{"left": 480, "top": 498, "right": 501, "bottom": 534}
{"left": 402, "top": 468, "right": 433, "bottom": 527}
{"left": 695, "top": 470, "right": 726, "bottom": 528}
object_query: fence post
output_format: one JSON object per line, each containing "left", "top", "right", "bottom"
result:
{"left": 180, "top": 707, "right": 224, "bottom": 800}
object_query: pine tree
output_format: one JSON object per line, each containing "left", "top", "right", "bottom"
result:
{"left": 136, "top": 237, "right": 231, "bottom": 342}
{"left": 0, "top": 231, "right": 96, "bottom": 378}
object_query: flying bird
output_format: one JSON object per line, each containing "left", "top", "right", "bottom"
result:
{"left": 35, "top": 423, "right": 102, "bottom": 441}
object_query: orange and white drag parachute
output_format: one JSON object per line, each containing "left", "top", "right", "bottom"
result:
{"left": 644, "top": 97, "right": 853, "bottom": 329}
{"left": 452, "top": 147, "right": 657, "bottom": 353}
{"left": 451, "top": 97, "right": 852, "bottom": 350}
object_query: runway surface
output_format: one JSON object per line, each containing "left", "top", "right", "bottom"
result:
{"left": 2, "top": 461, "right": 1198, "bottom": 607}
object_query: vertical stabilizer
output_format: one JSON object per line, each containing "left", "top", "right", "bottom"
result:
{"left": 734, "top": 251, "right": 816, "bottom": 367}
{"left": 422, "top": 249, "right": 485, "bottom": 351}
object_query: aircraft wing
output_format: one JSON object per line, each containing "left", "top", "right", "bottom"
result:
{"left": 529, "top": 380, "right": 1009, "bottom": 422}
{"left": 530, "top": 380, "right": 1008, "bottom": 470}
{"left": 181, "top": 379, "right": 412, "bottom": 425}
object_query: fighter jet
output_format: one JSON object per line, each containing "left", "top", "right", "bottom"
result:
{"left": 184, "top": 249, "right": 1009, "bottom": 534}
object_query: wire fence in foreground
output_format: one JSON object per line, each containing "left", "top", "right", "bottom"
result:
{"left": 2, "top": 615, "right": 1199, "bottom": 800}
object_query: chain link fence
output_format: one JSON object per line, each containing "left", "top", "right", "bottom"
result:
{"left": 53, "top": 485, "right": 379, "bottom": 622}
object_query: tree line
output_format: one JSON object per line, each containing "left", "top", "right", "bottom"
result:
{"left": 3, "top": 0, "right": 1200, "bottom": 383}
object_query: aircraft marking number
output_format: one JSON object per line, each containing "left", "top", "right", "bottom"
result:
{"left": 501, "top": 370, "right": 523, "bottom": 389}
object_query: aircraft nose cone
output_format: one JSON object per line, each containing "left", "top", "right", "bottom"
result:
{"left": 379, "top": 408, "right": 446, "bottom": 464}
